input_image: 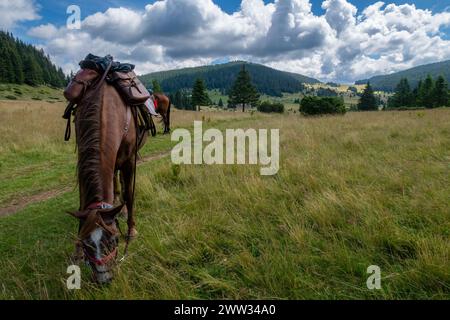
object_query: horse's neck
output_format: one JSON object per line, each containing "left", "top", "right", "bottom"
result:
{"left": 98, "top": 85, "right": 129, "bottom": 205}
{"left": 78, "top": 84, "right": 131, "bottom": 209}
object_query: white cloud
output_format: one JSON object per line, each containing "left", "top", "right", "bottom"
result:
{"left": 256, "top": 0, "right": 334, "bottom": 57}
{"left": 21, "top": 0, "right": 450, "bottom": 82}
{"left": 322, "top": 0, "right": 357, "bottom": 35}
{"left": 27, "top": 23, "right": 58, "bottom": 39}
{"left": 0, "top": 0, "right": 40, "bottom": 30}
{"left": 82, "top": 7, "right": 143, "bottom": 44}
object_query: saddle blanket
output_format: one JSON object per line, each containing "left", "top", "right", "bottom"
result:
{"left": 145, "top": 96, "right": 159, "bottom": 116}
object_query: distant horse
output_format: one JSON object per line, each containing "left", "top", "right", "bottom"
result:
{"left": 153, "top": 92, "right": 171, "bottom": 134}
{"left": 64, "top": 66, "right": 144, "bottom": 284}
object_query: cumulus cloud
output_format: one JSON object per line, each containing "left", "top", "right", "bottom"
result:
{"left": 21, "top": 0, "right": 450, "bottom": 82}
{"left": 256, "top": 0, "right": 334, "bottom": 57}
{"left": 27, "top": 23, "right": 58, "bottom": 39}
{"left": 322, "top": 0, "right": 357, "bottom": 35}
{"left": 0, "top": 0, "right": 40, "bottom": 30}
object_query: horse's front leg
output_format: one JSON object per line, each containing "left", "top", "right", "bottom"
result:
{"left": 122, "top": 159, "right": 138, "bottom": 238}
{"left": 113, "top": 170, "right": 121, "bottom": 206}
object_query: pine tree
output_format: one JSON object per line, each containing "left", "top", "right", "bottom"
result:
{"left": 191, "top": 78, "right": 209, "bottom": 110}
{"left": 434, "top": 75, "right": 449, "bottom": 107}
{"left": 0, "top": 47, "right": 14, "bottom": 83}
{"left": 8, "top": 46, "right": 24, "bottom": 84}
{"left": 412, "top": 79, "right": 422, "bottom": 107}
{"left": 218, "top": 98, "right": 224, "bottom": 107}
{"left": 174, "top": 90, "right": 183, "bottom": 109}
{"left": 357, "top": 82, "right": 378, "bottom": 111}
{"left": 0, "top": 31, "right": 65, "bottom": 86}
{"left": 183, "top": 91, "right": 193, "bottom": 110}
{"left": 418, "top": 74, "right": 435, "bottom": 108}
{"left": 152, "top": 79, "right": 162, "bottom": 93}
{"left": 23, "top": 54, "right": 43, "bottom": 86}
{"left": 388, "top": 78, "right": 414, "bottom": 108}
{"left": 228, "top": 65, "right": 260, "bottom": 112}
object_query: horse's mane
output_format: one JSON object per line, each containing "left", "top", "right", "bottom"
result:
{"left": 75, "top": 82, "right": 105, "bottom": 208}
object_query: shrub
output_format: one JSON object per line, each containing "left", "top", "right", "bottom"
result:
{"left": 5, "top": 95, "right": 17, "bottom": 100}
{"left": 257, "top": 101, "right": 285, "bottom": 113}
{"left": 300, "top": 96, "right": 346, "bottom": 115}
{"left": 316, "top": 88, "right": 338, "bottom": 97}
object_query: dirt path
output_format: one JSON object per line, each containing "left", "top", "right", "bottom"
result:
{"left": 0, "top": 150, "right": 172, "bottom": 217}
{"left": 0, "top": 187, "right": 72, "bottom": 217}
{"left": 139, "top": 150, "right": 171, "bottom": 164}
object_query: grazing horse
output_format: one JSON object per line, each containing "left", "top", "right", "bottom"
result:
{"left": 65, "top": 67, "right": 144, "bottom": 284}
{"left": 153, "top": 92, "right": 171, "bottom": 134}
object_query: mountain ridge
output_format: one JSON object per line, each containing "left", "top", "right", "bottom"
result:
{"left": 139, "top": 61, "right": 320, "bottom": 97}
{"left": 355, "top": 60, "right": 450, "bottom": 91}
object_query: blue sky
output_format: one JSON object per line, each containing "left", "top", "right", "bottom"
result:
{"left": 16, "top": 0, "right": 450, "bottom": 42}
{"left": 3, "top": 0, "right": 450, "bottom": 82}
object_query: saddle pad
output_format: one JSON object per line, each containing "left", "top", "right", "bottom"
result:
{"left": 145, "top": 97, "right": 159, "bottom": 116}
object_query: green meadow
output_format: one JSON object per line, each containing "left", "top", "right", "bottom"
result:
{"left": 0, "top": 100, "right": 449, "bottom": 299}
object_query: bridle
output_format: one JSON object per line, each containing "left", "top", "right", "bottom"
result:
{"left": 84, "top": 246, "right": 118, "bottom": 266}
{"left": 78, "top": 202, "right": 132, "bottom": 267}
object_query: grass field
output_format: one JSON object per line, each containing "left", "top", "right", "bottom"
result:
{"left": 0, "top": 99, "right": 449, "bottom": 299}
{"left": 210, "top": 84, "right": 390, "bottom": 112}
{"left": 0, "top": 84, "right": 64, "bottom": 103}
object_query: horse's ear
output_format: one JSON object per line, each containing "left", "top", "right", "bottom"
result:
{"left": 100, "top": 204, "right": 125, "bottom": 224}
{"left": 67, "top": 210, "right": 90, "bottom": 219}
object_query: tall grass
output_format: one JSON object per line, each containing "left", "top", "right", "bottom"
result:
{"left": 0, "top": 103, "right": 449, "bottom": 299}
{"left": 0, "top": 101, "right": 253, "bottom": 206}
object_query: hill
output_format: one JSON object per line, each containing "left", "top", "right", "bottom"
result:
{"left": 0, "top": 83, "right": 64, "bottom": 102}
{"left": 139, "top": 61, "right": 320, "bottom": 97}
{"left": 0, "top": 31, "right": 66, "bottom": 87}
{"left": 355, "top": 60, "right": 450, "bottom": 91}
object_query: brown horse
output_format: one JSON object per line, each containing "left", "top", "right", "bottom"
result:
{"left": 65, "top": 67, "right": 144, "bottom": 284}
{"left": 153, "top": 92, "right": 171, "bottom": 134}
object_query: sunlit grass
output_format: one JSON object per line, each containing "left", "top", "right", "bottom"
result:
{"left": 0, "top": 102, "right": 449, "bottom": 299}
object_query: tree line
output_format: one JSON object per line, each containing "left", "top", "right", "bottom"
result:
{"left": 167, "top": 65, "right": 262, "bottom": 112}
{"left": 387, "top": 75, "right": 449, "bottom": 109}
{"left": 140, "top": 61, "right": 308, "bottom": 97}
{"left": 0, "top": 31, "right": 67, "bottom": 87}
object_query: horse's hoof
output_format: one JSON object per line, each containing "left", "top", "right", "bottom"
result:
{"left": 128, "top": 228, "right": 138, "bottom": 239}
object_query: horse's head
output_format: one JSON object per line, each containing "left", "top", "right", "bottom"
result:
{"left": 64, "top": 68, "right": 100, "bottom": 103}
{"left": 69, "top": 204, "right": 124, "bottom": 284}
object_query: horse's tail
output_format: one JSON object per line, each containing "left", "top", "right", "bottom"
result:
{"left": 166, "top": 99, "right": 171, "bottom": 133}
